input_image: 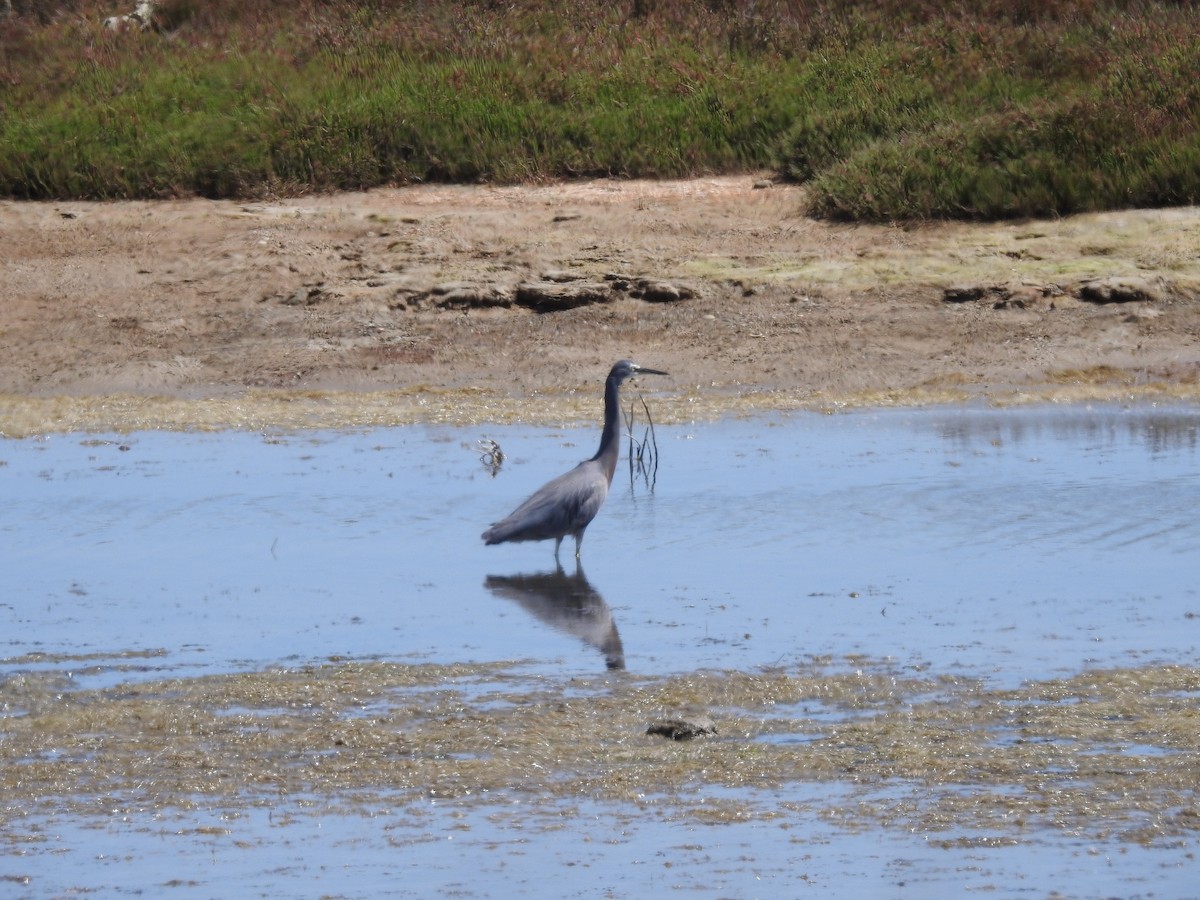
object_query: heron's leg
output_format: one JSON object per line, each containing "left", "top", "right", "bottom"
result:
{"left": 553, "top": 536, "right": 563, "bottom": 562}
{"left": 574, "top": 532, "right": 583, "bottom": 559}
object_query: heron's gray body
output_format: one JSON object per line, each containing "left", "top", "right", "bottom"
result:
{"left": 482, "top": 360, "right": 666, "bottom": 559}
{"left": 482, "top": 461, "right": 611, "bottom": 548}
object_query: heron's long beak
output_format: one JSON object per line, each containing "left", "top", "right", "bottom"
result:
{"left": 633, "top": 366, "right": 669, "bottom": 376}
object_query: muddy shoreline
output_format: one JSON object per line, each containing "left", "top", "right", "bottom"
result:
{"left": 2, "top": 177, "right": 1199, "bottom": 437}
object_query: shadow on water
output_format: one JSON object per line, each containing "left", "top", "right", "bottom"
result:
{"left": 486, "top": 563, "right": 625, "bottom": 671}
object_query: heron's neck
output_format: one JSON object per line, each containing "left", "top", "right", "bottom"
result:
{"left": 592, "top": 374, "right": 623, "bottom": 484}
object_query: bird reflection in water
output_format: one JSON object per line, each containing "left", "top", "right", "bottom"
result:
{"left": 485, "top": 564, "right": 625, "bottom": 671}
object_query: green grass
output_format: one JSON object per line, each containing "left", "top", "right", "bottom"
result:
{"left": 792, "top": 9, "right": 1200, "bottom": 219}
{"left": 1, "top": 0, "right": 1198, "bottom": 220}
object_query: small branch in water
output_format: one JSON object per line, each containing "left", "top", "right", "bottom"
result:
{"left": 624, "top": 393, "right": 659, "bottom": 491}
{"left": 641, "top": 394, "right": 659, "bottom": 483}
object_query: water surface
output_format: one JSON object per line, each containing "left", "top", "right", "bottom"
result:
{"left": 2, "top": 405, "right": 1198, "bottom": 898}
{"left": 4, "top": 405, "right": 1196, "bottom": 683}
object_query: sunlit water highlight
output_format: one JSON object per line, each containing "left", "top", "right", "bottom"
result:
{"left": 2, "top": 405, "right": 1198, "bottom": 897}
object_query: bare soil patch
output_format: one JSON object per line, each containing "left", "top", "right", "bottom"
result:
{"left": 2, "top": 176, "right": 1199, "bottom": 434}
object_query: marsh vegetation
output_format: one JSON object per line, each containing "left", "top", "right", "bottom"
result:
{"left": 2, "top": 0, "right": 1198, "bottom": 219}
{"left": 4, "top": 655, "right": 1198, "bottom": 844}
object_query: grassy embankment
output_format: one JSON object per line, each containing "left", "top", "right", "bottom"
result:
{"left": 1, "top": 0, "right": 1198, "bottom": 220}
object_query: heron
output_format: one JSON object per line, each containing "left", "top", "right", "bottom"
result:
{"left": 482, "top": 359, "right": 668, "bottom": 560}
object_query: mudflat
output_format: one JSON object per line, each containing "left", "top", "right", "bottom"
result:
{"left": 2, "top": 176, "right": 1198, "bottom": 434}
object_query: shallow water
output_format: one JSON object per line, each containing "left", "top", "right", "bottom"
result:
{"left": 4, "top": 406, "right": 1197, "bottom": 684}
{"left": 2, "top": 405, "right": 1199, "bottom": 897}
{"left": 17, "top": 792, "right": 1190, "bottom": 899}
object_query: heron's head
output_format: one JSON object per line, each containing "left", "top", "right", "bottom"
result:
{"left": 610, "top": 359, "right": 669, "bottom": 384}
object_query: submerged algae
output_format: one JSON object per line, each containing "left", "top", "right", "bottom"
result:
{"left": 3, "top": 657, "right": 1197, "bottom": 844}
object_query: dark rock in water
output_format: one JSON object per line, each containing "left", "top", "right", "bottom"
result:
{"left": 646, "top": 715, "right": 717, "bottom": 741}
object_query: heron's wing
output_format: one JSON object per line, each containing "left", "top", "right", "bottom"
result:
{"left": 483, "top": 460, "right": 610, "bottom": 544}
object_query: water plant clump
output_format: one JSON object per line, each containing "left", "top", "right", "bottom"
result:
{"left": 3, "top": 656, "right": 1198, "bottom": 844}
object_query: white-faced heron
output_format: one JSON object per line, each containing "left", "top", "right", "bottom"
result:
{"left": 482, "top": 359, "right": 668, "bottom": 560}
